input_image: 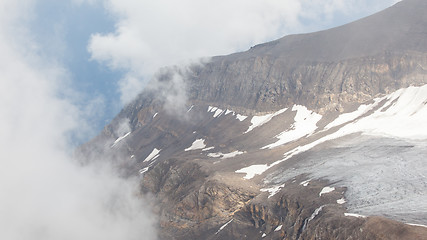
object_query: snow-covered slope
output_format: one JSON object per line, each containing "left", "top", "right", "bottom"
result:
{"left": 235, "top": 84, "right": 427, "bottom": 225}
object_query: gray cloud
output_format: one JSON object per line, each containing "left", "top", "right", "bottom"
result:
{"left": 0, "top": 1, "right": 157, "bottom": 239}
{"left": 146, "top": 66, "right": 192, "bottom": 118}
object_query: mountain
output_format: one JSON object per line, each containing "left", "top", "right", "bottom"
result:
{"left": 78, "top": 0, "right": 427, "bottom": 239}
{"left": 188, "top": 0, "right": 427, "bottom": 113}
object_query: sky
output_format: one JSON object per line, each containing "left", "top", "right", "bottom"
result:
{"left": 0, "top": 0, "right": 400, "bottom": 239}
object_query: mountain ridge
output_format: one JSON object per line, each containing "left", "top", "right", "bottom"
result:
{"left": 223, "top": 0, "right": 427, "bottom": 62}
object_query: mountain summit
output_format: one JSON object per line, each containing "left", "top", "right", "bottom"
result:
{"left": 247, "top": 0, "right": 427, "bottom": 61}
{"left": 80, "top": 0, "right": 427, "bottom": 239}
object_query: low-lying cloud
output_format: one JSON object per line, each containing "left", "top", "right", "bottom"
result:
{"left": 0, "top": 1, "right": 157, "bottom": 239}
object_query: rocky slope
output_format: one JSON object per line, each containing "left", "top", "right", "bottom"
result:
{"left": 78, "top": 0, "right": 427, "bottom": 239}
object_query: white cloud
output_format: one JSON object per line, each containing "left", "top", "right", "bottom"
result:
{"left": 0, "top": 1, "right": 157, "bottom": 239}
{"left": 87, "top": 0, "right": 303, "bottom": 104}
{"left": 88, "top": 0, "right": 399, "bottom": 104}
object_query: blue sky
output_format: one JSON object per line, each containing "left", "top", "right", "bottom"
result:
{"left": 27, "top": 0, "right": 400, "bottom": 142}
{"left": 31, "top": 0, "right": 122, "bottom": 127}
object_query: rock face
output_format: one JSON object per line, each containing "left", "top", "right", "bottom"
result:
{"left": 189, "top": 52, "right": 427, "bottom": 113}
{"left": 78, "top": 0, "right": 427, "bottom": 239}
{"left": 141, "top": 159, "right": 256, "bottom": 239}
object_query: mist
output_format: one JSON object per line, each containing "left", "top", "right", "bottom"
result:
{"left": 0, "top": 1, "right": 157, "bottom": 239}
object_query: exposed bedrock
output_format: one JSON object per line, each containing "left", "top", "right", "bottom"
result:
{"left": 188, "top": 52, "right": 427, "bottom": 114}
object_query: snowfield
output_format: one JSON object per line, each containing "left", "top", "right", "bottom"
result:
{"left": 319, "top": 186, "right": 335, "bottom": 196}
{"left": 215, "top": 219, "right": 233, "bottom": 235}
{"left": 111, "top": 132, "right": 131, "bottom": 147}
{"left": 143, "top": 148, "right": 161, "bottom": 162}
{"left": 185, "top": 139, "right": 206, "bottom": 151}
{"left": 324, "top": 99, "right": 382, "bottom": 130}
{"left": 337, "top": 198, "right": 346, "bottom": 204}
{"left": 262, "top": 105, "right": 322, "bottom": 149}
{"left": 237, "top": 85, "right": 427, "bottom": 224}
{"left": 260, "top": 183, "right": 285, "bottom": 198}
{"left": 344, "top": 213, "right": 367, "bottom": 218}
{"left": 239, "top": 84, "right": 427, "bottom": 179}
{"left": 208, "top": 150, "right": 245, "bottom": 159}
{"left": 235, "top": 164, "right": 269, "bottom": 179}
{"left": 245, "top": 108, "right": 287, "bottom": 133}
{"left": 139, "top": 148, "right": 162, "bottom": 174}
{"left": 208, "top": 105, "right": 248, "bottom": 121}
{"left": 268, "top": 136, "right": 427, "bottom": 224}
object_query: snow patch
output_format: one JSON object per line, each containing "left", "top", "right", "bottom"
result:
{"left": 236, "top": 114, "right": 247, "bottom": 121}
{"left": 187, "top": 105, "right": 194, "bottom": 113}
{"left": 235, "top": 164, "right": 269, "bottom": 179}
{"left": 185, "top": 139, "right": 206, "bottom": 151}
{"left": 260, "top": 184, "right": 285, "bottom": 198}
{"left": 207, "top": 152, "right": 222, "bottom": 158}
{"left": 344, "top": 85, "right": 427, "bottom": 140}
{"left": 324, "top": 99, "right": 382, "bottom": 130}
{"left": 319, "top": 187, "right": 335, "bottom": 196}
{"left": 202, "top": 146, "right": 215, "bottom": 152}
{"left": 139, "top": 148, "right": 162, "bottom": 174}
{"left": 406, "top": 223, "right": 427, "bottom": 228}
{"left": 300, "top": 179, "right": 311, "bottom": 187}
{"left": 245, "top": 108, "right": 287, "bottom": 133}
{"left": 274, "top": 225, "right": 282, "bottom": 232}
{"left": 262, "top": 105, "right": 322, "bottom": 149}
{"left": 143, "top": 148, "right": 161, "bottom": 162}
{"left": 261, "top": 122, "right": 369, "bottom": 174}
{"left": 153, "top": 112, "right": 158, "bottom": 118}
{"left": 208, "top": 151, "right": 245, "bottom": 159}
{"left": 139, "top": 167, "right": 149, "bottom": 174}
{"left": 245, "top": 114, "right": 273, "bottom": 133}
{"left": 207, "top": 106, "right": 226, "bottom": 118}
{"left": 344, "top": 213, "right": 367, "bottom": 218}
{"left": 262, "top": 233, "right": 266, "bottom": 237}
{"left": 225, "top": 109, "right": 234, "bottom": 115}
{"left": 213, "top": 108, "right": 224, "bottom": 118}
{"left": 222, "top": 151, "right": 245, "bottom": 159}
{"left": 215, "top": 219, "right": 233, "bottom": 235}
{"left": 305, "top": 85, "right": 427, "bottom": 143}
{"left": 308, "top": 205, "right": 324, "bottom": 222}
{"left": 111, "top": 132, "right": 131, "bottom": 147}
{"left": 208, "top": 105, "right": 247, "bottom": 121}
{"left": 337, "top": 198, "right": 346, "bottom": 204}
{"left": 302, "top": 205, "right": 325, "bottom": 231}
